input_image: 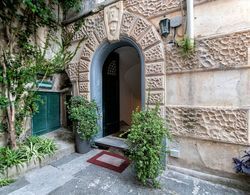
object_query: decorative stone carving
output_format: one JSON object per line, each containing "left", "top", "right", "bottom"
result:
{"left": 146, "top": 76, "right": 164, "bottom": 90}
{"left": 145, "top": 43, "right": 165, "bottom": 63}
{"left": 79, "top": 82, "right": 89, "bottom": 92}
{"left": 166, "top": 30, "right": 250, "bottom": 73}
{"left": 124, "top": 0, "right": 211, "bottom": 18}
{"left": 130, "top": 18, "right": 149, "bottom": 40}
{"left": 165, "top": 106, "right": 249, "bottom": 145}
{"left": 68, "top": 10, "right": 165, "bottom": 108}
{"left": 104, "top": 1, "right": 123, "bottom": 42}
{"left": 80, "top": 46, "right": 93, "bottom": 61}
{"left": 94, "top": 12, "right": 107, "bottom": 43}
{"left": 85, "top": 33, "right": 99, "bottom": 51}
{"left": 79, "top": 72, "right": 89, "bottom": 82}
{"left": 145, "top": 62, "right": 165, "bottom": 76}
{"left": 120, "top": 12, "right": 137, "bottom": 35}
{"left": 124, "top": 0, "right": 182, "bottom": 18}
{"left": 67, "top": 23, "right": 87, "bottom": 42}
{"left": 139, "top": 28, "right": 159, "bottom": 50}
{"left": 79, "top": 59, "right": 89, "bottom": 72}
{"left": 69, "top": 12, "right": 107, "bottom": 43}
{"left": 67, "top": 63, "right": 79, "bottom": 81}
{"left": 146, "top": 91, "right": 164, "bottom": 105}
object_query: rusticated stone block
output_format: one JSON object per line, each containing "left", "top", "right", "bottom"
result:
{"left": 165, "top": 106, "right": 249, "bottom": 145}
{"left": 80, "top": 46, "right": 93, "bottom": 61}
{"left": 67, "top": 63, "right": 78, "bottom": 81}
{"left": 124, "top": 0, "right": 181, "bottom": 18}
{"left": 85, "top": 33, "right": 99, "bottom": 51}
{"left": 93, "top": 12, "right": 107, "bottom": 43}
{"left": 146, "top": 91, "right": 164, "bottom": 105}
{"left": 67, "top": 23, "right": 87, "bottom": 42}
{"left": 130, "top": 18, "right": 149, "bottom": 40}
{"left": 145, "top": 43, "right": 165, "bottom": 63}
{"left": 79, "top": 82, "right": 89, "bottom": 92}
{"left": 125, "top": 0, "right": 211, "bottom": 18}
{"left": 145, "top": 62, "right": 165, "bottom": 75}
{"left": 120, "top": 12, "right": 137, "bottom": 35}
{"left": 138, "top": 28, "right": 159, "bottom": 50}
{"left": 146, "top": 76, "right": 164, "bottom": 90}
{"left": 79, "top": 59, "right": 89, "bottom": 72}
{"left": 166, "top": 30, "right": 250, "bottom": 73}
{"left": 79, "top": 72, "right": 89, "bottom": 82}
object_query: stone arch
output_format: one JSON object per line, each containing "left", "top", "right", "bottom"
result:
{"left": 67, "top": 10, "right": 166, "bottom": 116}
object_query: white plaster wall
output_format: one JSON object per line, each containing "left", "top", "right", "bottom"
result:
{"left": 116, "top": 46, "right": 141, "bottom": 125}
{"left": 165, "top": 69, "right": 250, "bottom": 107}
{"left": 169, "top": 136, "right": 250, "bottom": 179}
{"left": 194, "top": 0, "right": 250, "bottom": 37}
{"left": 150, "top": 0, "right": 250, "bottom": 39}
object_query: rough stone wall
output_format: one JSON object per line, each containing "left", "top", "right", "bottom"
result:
{"left": 165, "top": 30, "right": 250, "bottom": 73}
{"left": 124, "top": 0, "right": 211, "bottom": 19}
{"left": 166, "top": 106, "right": 249, "bottom": 145}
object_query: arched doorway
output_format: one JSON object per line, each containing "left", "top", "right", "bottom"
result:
{"left": 102, "top": 46, "right": 141, "bottom": 137}
{"left": 90, "top": 38, "right": 144, "bottom": 140}
{"left": 67, "top": 10, "right": 166, "bottom": 145}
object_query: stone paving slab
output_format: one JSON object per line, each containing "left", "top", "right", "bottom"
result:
{"left": 0, "top": 177, "right": 29, "bottom": 195}
{"left": 50, "top": 164, "right": 248, "bottom": 195}
{"left": 1, "top": 150, "right": 249, "bottom": 195}
{"left": 50, "top": 153, "right": 82, "bottom": 168}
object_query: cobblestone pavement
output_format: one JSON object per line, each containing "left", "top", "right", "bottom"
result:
{"left": 0, "top": 149, "right": 249, "bottom": 195}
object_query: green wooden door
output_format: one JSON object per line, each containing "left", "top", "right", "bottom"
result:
{"left": 32, "top": 92, "right": 60, "bottom": 135}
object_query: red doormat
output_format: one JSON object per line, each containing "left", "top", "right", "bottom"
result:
{"left": 87, "top": 151, "right": 130, "bottom": 173}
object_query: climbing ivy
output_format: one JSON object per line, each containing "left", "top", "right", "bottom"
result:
{"left": 0, "top": 0, "right": 83, "bottom": 149}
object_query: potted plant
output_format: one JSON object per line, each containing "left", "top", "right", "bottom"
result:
{"left": 126, "top": 105, "right": 172, "bottom": 187}
{"left": 67, "top": 96, "right": 99, "bottom": 154}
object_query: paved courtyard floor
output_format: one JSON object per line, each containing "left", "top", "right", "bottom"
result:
{"left": 0, "top": 149, "right": 249, "bottom": 195}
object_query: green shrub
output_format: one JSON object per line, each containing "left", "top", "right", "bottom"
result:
{"left": 68, "top": 96, "right": 99, "bottom": 141}
{"left": 177, "top": 36, "right": 195, "bottom": 58}
{"left": 0, "top": 136, "right": 57, "bottom": 173}
{"left": 127, "top": 106, "right": 172, "bottom": 187}
{"left": 0, "top": 178, "right": 15, "bottom": 187}
{"left": 0, "top": 147, "right": 24, "bottom": 171}
{"left": 20, "top": 136, "right": 57, "bottom": 160}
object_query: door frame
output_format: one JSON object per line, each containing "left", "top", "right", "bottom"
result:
{"left": 90, "top": 38, "right": 145, "bottom": 139}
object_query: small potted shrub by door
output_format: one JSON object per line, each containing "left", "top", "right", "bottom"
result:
{"left": 127, "top": 105, "right": 172, "bottom": 187}
{"left": 68, "top": 96, "right": 99, "bottom": 154}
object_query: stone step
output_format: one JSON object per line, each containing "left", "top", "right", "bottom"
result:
{"left": 94, "top": 136, "right": 128, "bottom": 151}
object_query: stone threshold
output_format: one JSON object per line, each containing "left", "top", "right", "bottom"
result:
{"left": 94, "top": 136, "right": 128, "bottom": 151}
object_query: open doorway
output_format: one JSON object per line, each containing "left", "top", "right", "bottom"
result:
{"left": 102, "top": 46, "right": 141, "bottom": 138}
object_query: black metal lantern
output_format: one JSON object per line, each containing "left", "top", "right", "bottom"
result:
{"left": 159, "top": 18, "right": 170, "bottom": 37}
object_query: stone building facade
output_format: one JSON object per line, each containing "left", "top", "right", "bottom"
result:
{"left": 65, "top": 0, "right": 250, "bottom": 181}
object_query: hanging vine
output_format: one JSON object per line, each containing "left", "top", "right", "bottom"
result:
{"left": 0, "top": 0, "right": 83, "bottom": 149}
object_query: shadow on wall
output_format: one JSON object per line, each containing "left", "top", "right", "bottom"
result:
{"left": 116, "top": 46, "right": 141, "bottom": 125}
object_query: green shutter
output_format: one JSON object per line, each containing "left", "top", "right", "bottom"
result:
{"left": 32, "top": 92, "right": 60, "bottom": 135}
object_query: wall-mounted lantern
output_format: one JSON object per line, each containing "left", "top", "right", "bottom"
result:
{"left": 159, "top": 18, "right": 170, "bottom": 37}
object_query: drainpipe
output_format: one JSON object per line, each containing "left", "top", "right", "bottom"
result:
{"left": 186, "top": 0, "right": 194, "bottom": 45}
